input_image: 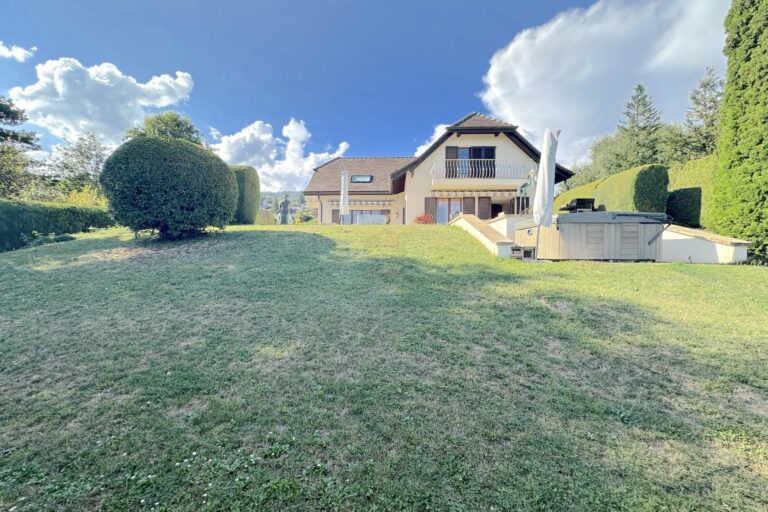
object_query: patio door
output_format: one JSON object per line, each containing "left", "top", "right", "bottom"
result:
{"left": 436, "top": 198, "right": 462, "bottom": 224}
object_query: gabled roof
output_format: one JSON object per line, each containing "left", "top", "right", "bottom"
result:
{"left": 392, "top": 112, "right": 573, "bottom": 185}
{"left": 304, "top": 112, "right": 574, "bottom": 195}
{"left": 448, "top": 112, "right": 517, "bottom": 131}
{"left": 304, "top": 156, "right": 416, "bottom": 194}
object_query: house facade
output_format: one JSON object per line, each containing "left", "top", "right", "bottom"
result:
{"left": 304, "top": 113, "right": 572, "bottom": 225}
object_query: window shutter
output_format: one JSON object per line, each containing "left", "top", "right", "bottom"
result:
{"left": 477, "top": 197, "right": 491, "bottom": 220}
{"left": 332, "top": 209, "right": 340, "bottom": 224}
{"left": 381, "top": 209, "right": 390, "bottom": 224}
{"left": 424, "top": 197, "right": 437, "bottom": 219}
{"left": 462, "top": 197, "right": 475, "bottom": 215}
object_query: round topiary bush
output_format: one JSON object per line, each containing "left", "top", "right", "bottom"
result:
{"left": 229, "top": 164, "right": 260, "bottom": 224}
{"left": 100, "top": 137, "right": 237, "bottom": 239}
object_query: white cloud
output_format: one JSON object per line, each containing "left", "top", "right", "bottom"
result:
{"left": 9, "top": 57, "right": 193, "bottom": 145}
{"left": 0, "top": 41, "right": 36, "bottom": 62}
{"left": 213, "top": 118, "right": 349, "bottom": 191}
{"left": 480, "top": 0, "right": 729, "bottom": 165}
{"left": 414, "top": 124, "right": 449, "bottom": 156}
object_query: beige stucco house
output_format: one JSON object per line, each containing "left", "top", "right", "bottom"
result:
{"left": 304, "top": 113, "right": 573, "bottom": 225}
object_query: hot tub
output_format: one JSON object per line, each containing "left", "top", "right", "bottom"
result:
{"left": 514, "top": 212, "right": 668, "bottom": 261}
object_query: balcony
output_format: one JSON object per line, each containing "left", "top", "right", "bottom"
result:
{"left": 431, "top": 159, "right": 534, "bottom": 190}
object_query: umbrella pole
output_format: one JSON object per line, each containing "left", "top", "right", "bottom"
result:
{"left": 534, "top": 225, "right": 540, "bottom": 261}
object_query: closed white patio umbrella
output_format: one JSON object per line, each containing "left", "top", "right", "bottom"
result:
{"left": 532, "top": 128, "right": 561, "bottom": 258}
{"left": 339, "top": 170, "right": 349, "bottom": 224}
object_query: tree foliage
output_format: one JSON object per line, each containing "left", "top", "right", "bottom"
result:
{"left": 0, "top": 96, "right": 38, "bottom": 149}
{"left": 0, "top": 145, "right": 31, "bottom": 198}
{"left": 686, "top": 67, "right": 723, "bottom": 158}
{"left": 45, "top": 133, "right": 109, "bottom": 192}
{"left": 712, "top": 0, "right": 768, "bottom": 254}
{"left": 570, "top": 73, "right": 723, "bottom": 189}
{"left": 617, "top": 84, "right": 662, "bottom": 167}
{"left": 124, "top": 111, "right": 204, "bottom": 146}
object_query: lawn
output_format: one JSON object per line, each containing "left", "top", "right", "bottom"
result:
{"left": 1, "top": 225, "right": 767, "bottom": 511}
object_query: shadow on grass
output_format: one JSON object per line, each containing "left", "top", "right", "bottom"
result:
{"left": 0, "top": 228, "right": 765, "bottom": 511}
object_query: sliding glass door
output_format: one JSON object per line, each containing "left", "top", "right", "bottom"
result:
{"left": 436, "top": 198, "right": 462, "bottom": 224}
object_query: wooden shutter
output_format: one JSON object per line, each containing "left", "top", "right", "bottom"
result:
{"left": 331, "top": 209, "right": 340, "bottom": 224}
{"left": 462, "top": 197, "right": 475, "bottom": 215}
{"left": 477, "top": 197, "right": 491, "bottom": 220}
{"left": 424, "top": 197, "right": 438, "bottom": 219}
{"left": 445, "top": 146, "right": 458, "bottom": 178}
{"left": 381, "top": 209, "right": 390, "bottom": 224}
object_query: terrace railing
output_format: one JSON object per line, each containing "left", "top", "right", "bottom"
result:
{"left": 431, "top": 159, "right": 533, "bottom": 180}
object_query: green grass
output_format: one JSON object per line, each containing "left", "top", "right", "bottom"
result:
{"left": 1, "top": 225, "right": 767, "bottom": 511}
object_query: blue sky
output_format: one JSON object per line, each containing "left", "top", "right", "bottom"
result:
{"left": 2, "top": 0, "right": 729, "bottom": 190}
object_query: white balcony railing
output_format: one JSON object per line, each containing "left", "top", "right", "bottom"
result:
{"left": 431, "top": 159, "right": 534, "bottom": 180}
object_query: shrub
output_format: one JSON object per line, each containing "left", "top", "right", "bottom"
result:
{"left": 0, "top": 199, "right": 113, "bottom": 252}
{"left": 414, "top": 213, "right": 434, "bottom": 224}
{"left": 666, "top": 155, "right": 716, "bottom": 228}
{"left": 229, "top": 164, "right": 260, "bottom": 224}
{"left": 100, "top": 137, "right": 237, "bottom": 239}
{"left": 711, "top": 0, "right": 768, "bottom": 254}
{"left": 555, "top": 164, "right": 669, "bottom": 213}
{"left": 65, "top": 184, "right": 108, "bottom": 208}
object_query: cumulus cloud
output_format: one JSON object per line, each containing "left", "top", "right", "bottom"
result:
{"left": 480, "top": 0, "right": 729, "bottom": 165}
{"left": 10, "top": 57, "right": 193, "bottom": 145}
{"left": 213, "top": 119, "right": 349, "bottom": 191}
{"left": 414, "top": 124, "right": 449, "bottom": 156}
{"left": 0, "top": 41, "right": 36, "bottom": 62}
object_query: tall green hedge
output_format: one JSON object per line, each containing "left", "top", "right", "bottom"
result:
{"left": 229, "top": 165, "right": 260, "bottom": 224}
{"left": 0, "top": 200, "right": 113, "bottom": 252}
{"left": 555, "top": 164, "right": 669, "bottom": 213}
{"left": 666, "top": 155, "right": 716, "bottom": 228}
{"left": 711, "top": 0, "right": 768, "bottom": 254}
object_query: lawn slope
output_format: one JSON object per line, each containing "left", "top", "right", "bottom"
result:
{"left": 1, "top": 225, "right": 767, "bottom": 511}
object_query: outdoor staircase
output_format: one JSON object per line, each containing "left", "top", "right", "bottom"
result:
{"left": 449, "top": 214, "right": 534, "bottom": 259}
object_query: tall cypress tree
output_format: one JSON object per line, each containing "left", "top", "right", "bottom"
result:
{"left": 711, "top": 0, "right": 768, "bottom": 253}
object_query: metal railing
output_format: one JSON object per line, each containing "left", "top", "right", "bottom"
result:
{"left": 431, "top": 159, "right": 533, "bottom": 180}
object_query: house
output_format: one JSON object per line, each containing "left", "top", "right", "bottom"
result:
{"left": 304, "top": 113, "right": 572, "bottom": 225}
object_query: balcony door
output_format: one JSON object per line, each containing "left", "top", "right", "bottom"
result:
{"left": 445, "top": 146, "right": 496, "bottom": 178}
{"left": 457, "top": 148, "right": 470, "bottom": 178}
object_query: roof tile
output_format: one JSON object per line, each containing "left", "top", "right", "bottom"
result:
{"left": 305, "top": 157, "right": 416, "bottom": 194}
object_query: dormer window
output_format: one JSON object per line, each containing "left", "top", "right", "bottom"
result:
{"left": 351, "top": 175, "right": 373, "bottom": 183}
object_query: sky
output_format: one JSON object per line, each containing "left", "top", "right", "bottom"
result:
{"left": 1, "top": 0, "right": 729, "bottom": 191}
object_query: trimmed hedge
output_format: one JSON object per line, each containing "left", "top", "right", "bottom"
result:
{"left": 101, "top": 137, "right": 237, "bottom": 239}
{"left": 555, "top": 164, "right": 669, "bottom": 213}
{"left": 229, "top": 165, "right": 260, "bottom": 224}
{"left": 666, "top": 155, "right": 716, "bottom": 228}
{"left": 711, "top": 0, "right": 768, "bottom": 254}
{"left": 0, "top": 199, "right": 113, "bottom": 252}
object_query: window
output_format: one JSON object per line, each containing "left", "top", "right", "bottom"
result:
{"left": 352, "top": 210, "right": 384, "bottom": 224}
{"left": 436, "top": 198, "right": 462, "bottom": 224}
{"left": 350, "top": 175, "right": 373, "bottom": 183}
